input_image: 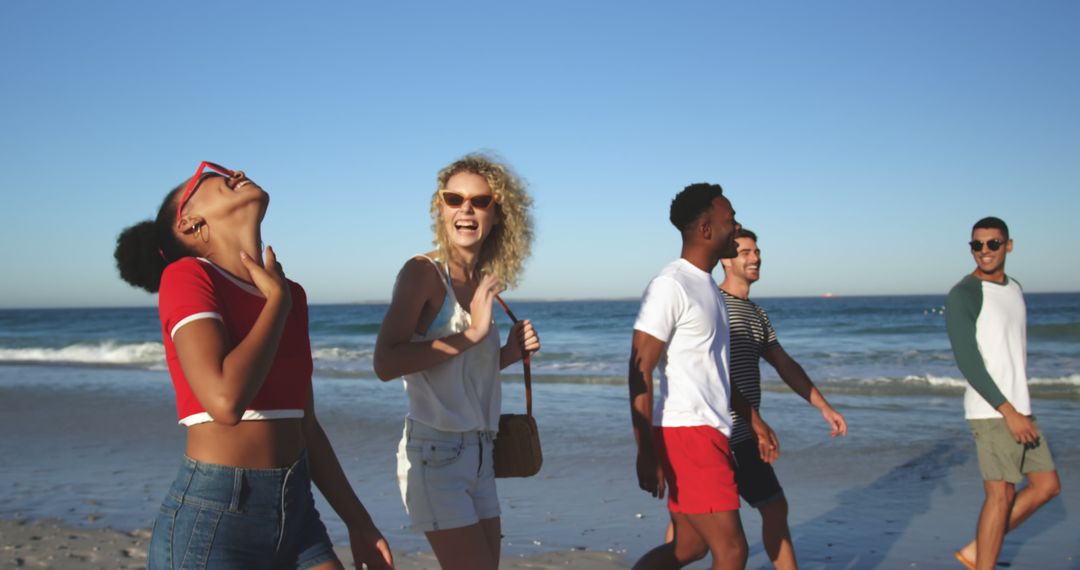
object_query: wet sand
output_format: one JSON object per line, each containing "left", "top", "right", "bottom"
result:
{"left": 0, "top": 518, "right": 628, "bottom": 570}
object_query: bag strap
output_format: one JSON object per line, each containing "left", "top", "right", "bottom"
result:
{"left": 495, "top": 295, "right": 532, "bottom": 417}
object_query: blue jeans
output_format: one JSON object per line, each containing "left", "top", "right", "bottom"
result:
{"left": 148, "top": 451, "right": 338, "bottom": 569}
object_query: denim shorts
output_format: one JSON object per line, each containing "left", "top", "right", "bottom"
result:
{"left": 148, "top": 451, "right": 338, "bottom": 570}
{"left": 396, "top": 419, "right": 500, "bottom": 532}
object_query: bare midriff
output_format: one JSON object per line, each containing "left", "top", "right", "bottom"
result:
{"left": 186, "top": 418, "right": 306, "bottom": 468}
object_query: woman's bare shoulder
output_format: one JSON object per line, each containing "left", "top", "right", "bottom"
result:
{"left": 395, "top": 253, "right": 445, "bottom": 296}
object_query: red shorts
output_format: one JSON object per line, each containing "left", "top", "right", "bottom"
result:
{"left": 653, "top": 426, "right": 740, "bottom": 514}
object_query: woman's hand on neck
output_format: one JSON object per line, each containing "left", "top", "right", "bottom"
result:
{"left": 200, "top": 225, "right": 265, "bottom": 285}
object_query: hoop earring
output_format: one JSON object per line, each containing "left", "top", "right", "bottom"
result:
{"left": 197, "top": 223, "right": 209, "bottom": 243}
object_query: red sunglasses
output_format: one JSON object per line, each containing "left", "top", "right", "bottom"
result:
{"left": 176, "top": 161, "right": 235, "bottom": 222}
{"left": 440, "top": 191, "right": 495, "bottom": 210}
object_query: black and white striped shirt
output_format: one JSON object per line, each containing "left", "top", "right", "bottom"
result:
{"left": 722, "top": 289, "right": 780, "bottom": 445}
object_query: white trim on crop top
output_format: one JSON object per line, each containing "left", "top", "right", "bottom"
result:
{"left": 180, "top": 410, "right": 304, "bottom": 426}
{"left": 167, "top": 258, "right": 265, "bottom": 339}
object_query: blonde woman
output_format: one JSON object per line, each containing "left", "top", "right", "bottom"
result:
{"left": 374, "top": 154, "right": 540, "bottom": 570}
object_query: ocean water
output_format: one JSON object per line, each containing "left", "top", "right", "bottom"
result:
{"left": 2, "top": 293, "right": 1077, "bottom": 398}
{"left": 1, "top": 294, "right": 1078, "bottom": 562}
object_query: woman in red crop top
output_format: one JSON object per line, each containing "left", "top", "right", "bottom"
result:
{"left": 115, "top": 162, "right": 392, "bottom": 569}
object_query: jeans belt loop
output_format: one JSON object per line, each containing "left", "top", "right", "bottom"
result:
{"left": 229, "top": 469, "right": 243, "bottom": 513}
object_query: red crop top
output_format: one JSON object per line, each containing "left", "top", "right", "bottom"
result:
{"left": 158, "top": 257, "right": 312, "bottom": 426}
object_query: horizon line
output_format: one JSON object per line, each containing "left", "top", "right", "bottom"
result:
{"left": 3, "top": 289, "right": 1079, "bottom": 311}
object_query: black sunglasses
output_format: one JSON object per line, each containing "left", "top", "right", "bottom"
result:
{"left": 969, "top": 239, "right": 1006, "bottom": 252}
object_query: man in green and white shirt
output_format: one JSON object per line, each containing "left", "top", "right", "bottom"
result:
{"left": 945, "top": 216, "right": 1060, "bottom": 570}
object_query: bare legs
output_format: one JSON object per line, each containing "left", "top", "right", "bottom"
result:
{"left": 957, "top": 470, "right": 1061, "bottom": 569}
{"left": 663, "top": 497, "right": 795, "bottom": 570}
{"left": 425, "top": 516, "right": 501, "bottom": 570}
{"left": 973, "top": 481, "right": 1014, "bottom": 570}
{"left": 635, "top": 510, "right": 747, "bottom": 570}
{"left": 759, "top": 497, "right": 797, "bottom": 570}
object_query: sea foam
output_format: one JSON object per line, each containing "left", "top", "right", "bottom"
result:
{"left": 0, "top": 342, "right": 165, "bottom": 366}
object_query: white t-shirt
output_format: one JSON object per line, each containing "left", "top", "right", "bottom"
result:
{"left": 633, "top": 258, "right": 733, "bottom": 435}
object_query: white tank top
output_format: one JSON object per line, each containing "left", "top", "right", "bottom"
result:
{"left": 402, "top": 256, "right": 502, "bottom": 432}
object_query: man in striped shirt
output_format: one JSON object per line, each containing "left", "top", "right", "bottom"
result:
{"left": 718, "top": 229, "right": 847, "bottom": 570}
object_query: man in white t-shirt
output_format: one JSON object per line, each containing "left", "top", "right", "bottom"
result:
{"left": 629, "top": 183, "right": 779, "bottom": 570}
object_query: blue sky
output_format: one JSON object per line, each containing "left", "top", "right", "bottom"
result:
{"left": 2, "top": 1, "right": 1077, "bottom": 308}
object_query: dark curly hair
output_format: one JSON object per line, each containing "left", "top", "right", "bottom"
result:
{"left": 669, "top": 183, "right": 725, "bottom": 232}
{"left": 114, "top": 181, "right": 194, "bottom": 293}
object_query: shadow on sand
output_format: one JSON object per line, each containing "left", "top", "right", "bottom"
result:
{"left": 778, "top": 441, "right": 970, "bottom": 569}
{"left": 995, "top": 486, "right": 1071, "bottom": 569}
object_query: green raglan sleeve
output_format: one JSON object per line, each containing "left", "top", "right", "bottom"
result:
{"left": 945, "top": 278, "right": 1007, "bottom": 408}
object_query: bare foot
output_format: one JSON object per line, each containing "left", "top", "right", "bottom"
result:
{"left": 954, "top": 549, "right": 975, "bottom": 570}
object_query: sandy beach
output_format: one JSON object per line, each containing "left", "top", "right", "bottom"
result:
{"left": 0, "top": 518, "right": 629, "bottom": 570}
{"left": 2, "top": 364, "right": 1077, "bottom": 569}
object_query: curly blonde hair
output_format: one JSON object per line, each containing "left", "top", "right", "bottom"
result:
{"left": 430, "top": 153, "right": 534, "bottom": 289}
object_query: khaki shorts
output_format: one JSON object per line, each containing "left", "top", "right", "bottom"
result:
{"left": 968, "top": 417, "right": 1056, "bottom": 484}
